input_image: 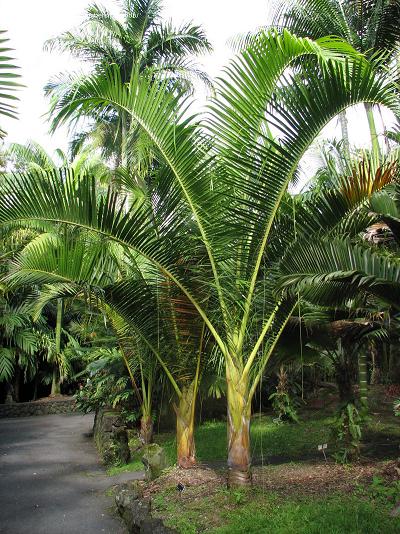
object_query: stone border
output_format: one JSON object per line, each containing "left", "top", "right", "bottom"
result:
{"left": 0, "top": 398, "right": 78, "bottom": 418}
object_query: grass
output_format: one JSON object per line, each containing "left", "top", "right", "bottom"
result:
{"left": 109, "top": 407, "right": 399, "bottom": 471}
{"left": 156, "top": 414, "right": 331, "bottom": 466}
{"left": 108, "top": 398, "right": 400, "bottom": 533}
{"left": 153, "top": 486, "right": 400, "bottom": 534}
{"left": 107, "top": 458, "right": 143, "bottom": 476}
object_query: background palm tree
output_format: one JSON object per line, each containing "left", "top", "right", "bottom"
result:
{"left": 44, "top": 0, "right": 212, "bottom": 169}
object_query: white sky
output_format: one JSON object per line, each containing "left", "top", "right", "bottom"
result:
{"left": 1, "top": 0, "right": 394, "bottom": 179}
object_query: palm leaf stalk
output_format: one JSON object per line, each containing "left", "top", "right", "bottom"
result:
{"left": 1, "top": 30, "right": 399, "bottom": 485}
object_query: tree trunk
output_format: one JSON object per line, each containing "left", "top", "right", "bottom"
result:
{"left": 339, "top": 110, "right": 350, "bottom": 158}
{"left": 335, "top": 362, "right": 354, "bottom": 404}
{"left": 13, "top": 366, "right": 21, "bottom": 402}
{"left": 51, "top": 366, "right": 61, "bottom": 396}
{"left": 226, "top": 360, "right": 252, "bottom": 487}
{"left": 140, "top": 414, "right": 153, "bottom": 444}
{"left": 364, "top": 103, "right": 380, "bottom": 156}
{"left": 50, "top": 298, "right": 63, "bottom": 397}
{"left": 175, "top": 382, "right": 197, "bottom": 468}
{"left": 358, "top": 352, "right": 368, "bottom": 411}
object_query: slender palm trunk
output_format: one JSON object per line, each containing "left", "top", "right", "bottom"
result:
{"left": 51, "top": 298, "right": 63, "bottom": 396}
{"left": 364, "top": 103, "right": 380, "bottom": 156}
{"left": 339, "top": 110, "right": 350, "bottom": 158}
{"left": 226, "top": 359, "right": 252, "bottom": 487}
{"left": 358, "top": 352, "right": 368, "bottom": 412}
{"left": 175, "top": 381, "right": 197, "bottom": 468}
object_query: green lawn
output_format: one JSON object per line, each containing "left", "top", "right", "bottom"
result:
{"left": 157, "top": 415, "right": 331, "bottom": 466}
{"left": 153, "top": 487, "right": 400, "bottom": 534}
{"left": 107, "top": 409, "right": 400, "bottom": 533}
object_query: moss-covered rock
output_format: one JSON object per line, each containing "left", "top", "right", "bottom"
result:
{"left": 142, "top": 444, "right": 168, "bottom": 480}
{"left": 93, "top": 408, "right": 130, "bottom": 466}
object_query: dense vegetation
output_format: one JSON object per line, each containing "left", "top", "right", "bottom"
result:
{"left": 1, "top": 2, "right": 400, "bottom": 530}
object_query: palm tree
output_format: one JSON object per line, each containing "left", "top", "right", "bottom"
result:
{"left": 0, "top": 30, "right": 22, "bottom": 138}
{"left": 44, "top": 0, "right": 212, "bottom": 168}
{"left": 0, "top": 31, "right": 398, "bottom": 486}
{"left": 7, "top": 139, "right": 112, "bottom": 183}
{"left": 270, "top": 0, "right": 400, "bottom": 154}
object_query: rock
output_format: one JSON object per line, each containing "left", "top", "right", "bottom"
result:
{"left": 115, "top": 481, "right": 143, "bottom": 508}
{"left": 116, "top": 492, "right": 151, "bottom": 534}
{"left": 115, "top": 483, "right": 177, "bottom": 534}
{"left": 102, "top": 411, "right": 122, "bottom": 432}
{"left": 93, "top": 408, "right": 130, "bottom": 466}
{"left": 128, "top": 434, "right": 143, "bottom": 456}
{"left": 141, "top": 444, "right": 168, "bottom": 480}
{"left": 141, "top": 518, "right": 177, "bottom": 534}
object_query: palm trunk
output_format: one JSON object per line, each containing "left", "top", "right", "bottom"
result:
{"left": 175, "top": 382, "right": 197, "bottom": 468}
{"left": 51, "top": 298, "right": 63, "bottom": 397}
{"left": 51, "top": 367, "right": 61, "bottom": 396}
{"left": 358, "top": 352, "right": 368, "bottom": 412}
{"left": 339, "top": 110, "right": 350, "bottom": 158}
{"left": 140, "top": 414, "right": 153, "bottom": 444}
{"left": 365, "top": 103, "right": 380, "bottom": 156}
{"left": 226, "top": 359, "right": 252, "bottom": 487}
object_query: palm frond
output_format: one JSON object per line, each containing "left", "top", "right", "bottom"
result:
{"left": 0, "top": 30, "right": 22, "bottom": 137}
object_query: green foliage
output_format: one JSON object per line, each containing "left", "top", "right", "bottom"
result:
{"left": 365, "top": 476, "right": 400, "bottom": 503}
{"left": 331, "top": 403, "right": 362, "bottom": 463}
{"left": 269, "top": 391, "right": 300, "bottom": 424}
{"left": 268, "top": 367, "right": 300, "bottom": 423}
{"left": 75, "top": 348, "right": 138, "bottom": 422}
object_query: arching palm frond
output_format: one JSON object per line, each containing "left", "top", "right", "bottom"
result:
{"left": 279, "top": 236, "right": 400, "bottom": 308}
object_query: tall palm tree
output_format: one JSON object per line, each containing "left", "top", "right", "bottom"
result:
{"left": 0, "top": 31, "right": 398, "bottom": 486}
{"left": 44, "top": 0, "right": 212, "bottom": 168}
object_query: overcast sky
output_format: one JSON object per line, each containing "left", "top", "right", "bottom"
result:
{"left": 2, "top": 0, "right": 393, "bottom": 173}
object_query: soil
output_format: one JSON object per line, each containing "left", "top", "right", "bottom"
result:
{"left": 141, "top": 458, "right": 400, "bottom": 501}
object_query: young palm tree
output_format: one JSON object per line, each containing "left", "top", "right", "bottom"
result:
{"left": 0, "top": 31, "right": 398, "bottom": 485}
{"left": 5, "top": 227, "right": 208, "bottom": 465}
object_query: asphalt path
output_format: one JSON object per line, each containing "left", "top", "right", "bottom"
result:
{"left": 0, "top": 413, "right": 132, "bottom": 534}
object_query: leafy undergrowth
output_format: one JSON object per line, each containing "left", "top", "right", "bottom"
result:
{"left": 148, "top": 462, "right": 400, "bottom": 534}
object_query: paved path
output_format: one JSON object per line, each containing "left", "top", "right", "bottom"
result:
{"left": 0, "top": 413, "right": 141, "bottom": 534}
